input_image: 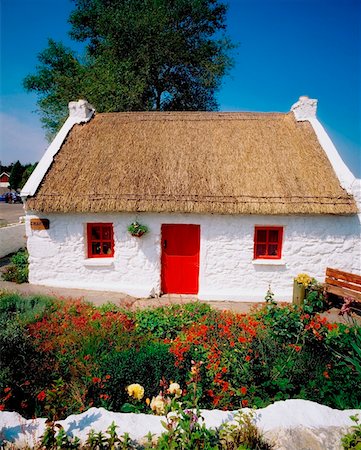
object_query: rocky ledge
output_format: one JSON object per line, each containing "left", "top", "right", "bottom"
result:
{"left": 0, "top": 399, "right": 359, "bottom": 449}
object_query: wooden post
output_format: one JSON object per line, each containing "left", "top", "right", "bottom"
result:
{"left": 293, "top": 280, "right": 306, "bottom": 306}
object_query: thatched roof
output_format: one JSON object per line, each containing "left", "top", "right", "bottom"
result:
{"left": 26, "top": 111, "right": 357, "bottom": 215}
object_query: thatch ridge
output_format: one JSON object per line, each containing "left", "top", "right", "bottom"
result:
{"left": 27, "top": 111, "right": 357, "bottom": 215}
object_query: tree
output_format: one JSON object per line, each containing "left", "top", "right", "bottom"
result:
{"left": 24, "top": 0, "right": 235, "bottom": 138}
{"left": 20, "top": 163, "right": 38, "bottom": 189}
{"left": 9, "top": 161, "right": 24, "bottom": 191}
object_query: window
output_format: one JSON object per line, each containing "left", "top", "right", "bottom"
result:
{"left": 87, "top": 223, "right": 114, "bottom": 258}
{"left": 254, "top": 226, "right": 283, "bottom": 259}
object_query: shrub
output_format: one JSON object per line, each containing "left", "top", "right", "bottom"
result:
{"left": 2, "top": 248, "right": 29, "bottom": 283}
{"left": 103, "top": 343, "right": 184, "bottom": 411}
{"left": 341, "top": 414, "right": 361, "bottom": 450}
{"left": 0, "top": 292, "right": 56, "bottom": 323}
{"left": 135, "top": 302, "right": 212, "bottom": 339}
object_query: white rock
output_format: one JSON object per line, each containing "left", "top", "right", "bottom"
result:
{"left": 0, "top": 400, "right": 359, "bottom": 448}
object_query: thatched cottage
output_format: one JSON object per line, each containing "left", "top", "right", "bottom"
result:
{"left": 21, "top": 97, "right": 361, "bottom": 301}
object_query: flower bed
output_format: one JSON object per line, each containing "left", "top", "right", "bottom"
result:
{"left": 0, "top": 288, "right": 360, "bottom": 422}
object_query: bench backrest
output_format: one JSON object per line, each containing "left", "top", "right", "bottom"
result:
{"left": 325, "top": 267, "right": 361, "bottom": 301}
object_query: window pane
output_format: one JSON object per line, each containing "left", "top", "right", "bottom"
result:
{"left": 256, "top": 244, "right": 267, "bottom": 257}
{"left": 102, "top": 242, "right": 112, "bottom": 255}
{"left": 91, "top": 226, "right": 101, "bottom": 240}
{"left": 102, "top": 227, "right": 112, "bottom": 240}
{"left": 268, "top": 244, "right": 278, "bottom": 256}
{"left": 92, "top": 242, "right": 101, "bottom": 254}
{"left": 269, "top": 230, "right": 279, "bottom": 243}
{"left": 256, "top": 230, "right": 267, "bottom": 242}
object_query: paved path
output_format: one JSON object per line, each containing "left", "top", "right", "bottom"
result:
{"left": 0, "top": 279, "right": 359, "bottom": 325}
{"left": 0, "top": 280, "right": 258, "bottom": 313}
{"left": 0, "top": 203, "right": 25, "bottom": 225}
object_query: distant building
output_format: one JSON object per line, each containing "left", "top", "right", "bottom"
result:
{"left": 0, "top": 172, "right": 10, "bottom": 188}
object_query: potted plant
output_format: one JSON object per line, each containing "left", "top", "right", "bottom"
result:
{"left": 128, "top": 221, "right": 148, "bottom": 238}
{"left": 293, "top": 273, "right": 312, "bottom": 305}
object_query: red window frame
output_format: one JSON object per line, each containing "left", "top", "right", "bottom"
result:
{"left": 254, "top": 226, "right": 283, "bottom": 260}
{"left": 87, "top": 223, "right": 114, "bottom": 258}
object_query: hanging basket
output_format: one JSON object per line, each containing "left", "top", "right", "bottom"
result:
{"left": 128, "top": 221, "right": 148, "bottom": 238}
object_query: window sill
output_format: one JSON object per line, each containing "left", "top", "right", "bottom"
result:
{"left": 83, "top": 258, "right": 115, "bottom": 267}
{"left": 252, "top": 259, "right": 286, "bottom": 266}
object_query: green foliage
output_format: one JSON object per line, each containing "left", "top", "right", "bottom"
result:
{"left": 302, "top": 280, "right": 328, "bottom": 314}
{"left": 7, "top": 161, "right": 37, "bottom": 190}
{"left": 1, "top": 291, "right": 360, "bottom": 419}
{"left": 341, "top": 415, "right": 361, "bottom": 450}
{"left": 219, "top": 411, "right": 273, "bottom": 450}
{"left": 104, "top": 343, "right": 183, "bottom": 411}
{"left": 254, "top": 303, "right": 304, "bottom": 343}
{"left": 2, "top": 249, "right": 29, "bottom": 283}
{"left": 24, "top": 0, "right": 235, "bottom": 137}
{"left": 0, "top": 292, "right": 55, "bottom": 323}
{"left": 135, "top": 302, "right": 212, "bottom": 339}
{"left": 128, "top": 221, "right": 148, "bottom": 237}
{"left": 20, "top": 163, "right": 37, "bottom": 189}
{"left": 157, "top": 407, "right": 219, "bottom": 449}
{"left": 8, "top": 160, "right": 23, "bottom": 190}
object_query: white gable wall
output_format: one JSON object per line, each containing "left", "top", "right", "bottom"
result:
{"left": 25, "top": 212, "right": 361, "bottom": 301}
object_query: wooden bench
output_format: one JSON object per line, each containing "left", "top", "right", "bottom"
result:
{"left": 325, "top": 268, "right": 361, "bottom": 302}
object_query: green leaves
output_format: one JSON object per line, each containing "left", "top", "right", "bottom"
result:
{"left": 24, "top": 0, "right": 235, "bottom": 136}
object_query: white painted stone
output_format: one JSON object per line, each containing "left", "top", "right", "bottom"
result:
{"left": 0, "top": 223, "right": 26, "bottom": 258}
{"left": 21, "top": 101, "right": 94, "bottom": 199}
{"left": 291, "top": 96, "right": 318, "bottom": 121}
{"left": 24, "top": 211, "right": 361, "bottom": 301}
{"left": 0, "top": 400, "right": 359, "bottom": 449}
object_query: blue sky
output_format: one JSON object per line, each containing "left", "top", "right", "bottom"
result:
{"left": 1, "top": 0, "right": 360, "bottom": 176}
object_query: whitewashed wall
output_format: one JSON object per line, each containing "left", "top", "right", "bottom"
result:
{"left": 25, "top": 212, "right": 361, "bottom": 301}
{"left": 0, "top": 223, "right": 26, "bottom": 258}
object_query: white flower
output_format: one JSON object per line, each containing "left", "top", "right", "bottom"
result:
{"left": 168, "top": 382, "right": 182, "bottom": 397}
{"left": 150, "top": 394, "right": 166, "bottom": 415}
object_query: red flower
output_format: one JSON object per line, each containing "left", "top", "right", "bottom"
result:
{"left": 4, "top": 387, "right": 11, "bottom": 393}
{"left": 241, "top": 399, "right": 248, "bottom": 407}
{"left": 105, "top": 374, "right": 111, "bottom": 380}
{"left": 0, "top": 405, "right": 5, "bottom": 411}
{"left": 240, "top": 386, "right": 247, "bottom": 395}
{"left": 323, "top": 371, "right": 330, "bottom": 379}
{"left": 92, "top": 377, "right": 101, "bottom": 383}
{"left": 37, "top": 391, "right": 46, "bottom": 401}
{"left": 245, "top": 355, "right": 251, "bottom": 362}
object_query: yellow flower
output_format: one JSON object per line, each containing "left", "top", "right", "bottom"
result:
{"left": 150, "top": 394, "right": 166, "bottom": 415}
{"left": 126, "top": 383, "right": 144, "bottom": 400}
{"left": 295, "top": 273, "right": 312, "bottom": 288}
{"left": 168, "top": 382, "right": 182, "bottom": 398}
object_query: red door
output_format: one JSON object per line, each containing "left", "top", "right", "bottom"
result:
{"left": 161, "top": 224, "right": 200, "bottom": 294}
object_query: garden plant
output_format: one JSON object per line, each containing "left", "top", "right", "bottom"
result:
{"left": 0, "top": 277, "right": 360, "bottom": 446}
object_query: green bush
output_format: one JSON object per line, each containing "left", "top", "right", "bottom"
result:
{"left": 135, "top": 302, "right": 212, "bottom": 339}
{"left": 103, "top": 343, "right": 184, "bottom": 411}
{"left": 2, "top": 248, "right": 29, "bottom": 283}
{"left": 341, "top": 414, "right": 361, "bottom": 449}
{"left": 0, "top": 292, "right": 56, "bottom": 323}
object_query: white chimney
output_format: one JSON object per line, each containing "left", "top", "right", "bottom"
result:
{"left": 68, "top": 99, "right": 95, "bottom": 120}
{"left": 291, "top": 96, "right": 318, "bottom": 121}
